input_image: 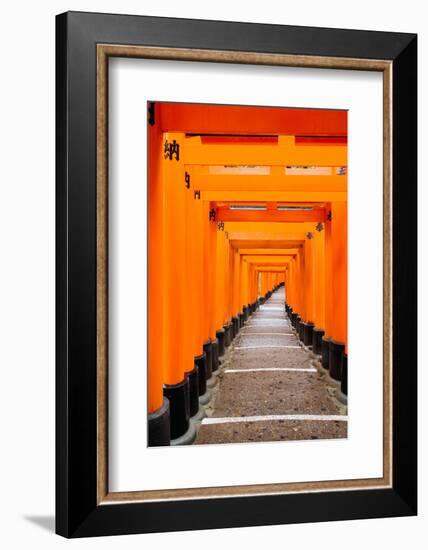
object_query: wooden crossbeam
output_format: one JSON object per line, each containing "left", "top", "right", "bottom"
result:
{"left": 216, "top": 208, "right": 325, "bottom": 223}
{"left": 191, "top": 174, "right": 347, "bottom": 193}
{"left": 202, "top": 191, "right": 346, "bottom": 202}
{"left": 183, "top": 136, "right": 347, "bottom": 166}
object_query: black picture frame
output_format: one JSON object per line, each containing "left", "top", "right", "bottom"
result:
{"left": 56, "top": 11, "right": 417, "bottom": 538}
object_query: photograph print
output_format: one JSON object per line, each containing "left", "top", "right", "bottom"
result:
{"left": 147, "top": 101, "right": 348, "bottom": 447}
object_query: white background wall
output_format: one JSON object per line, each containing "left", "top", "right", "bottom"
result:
{"left": 0, "top": 1, "right": 425, "bottom": 548}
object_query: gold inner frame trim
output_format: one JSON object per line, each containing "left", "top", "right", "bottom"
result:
{"left": 96, "top": 43, "right": 393, "bottom": 505}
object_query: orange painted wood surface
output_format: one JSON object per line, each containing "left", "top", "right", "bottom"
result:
{"left": 148, "top": 102, "right": 347, "bottom": 415}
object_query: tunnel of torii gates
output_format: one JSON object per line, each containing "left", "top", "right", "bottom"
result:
{"left": 148, "top": 102, "right": 347, "bottom": 446}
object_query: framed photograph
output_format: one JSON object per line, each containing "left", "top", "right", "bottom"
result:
{"left": 56, "top": 11, "right": 417, "bottom": 537}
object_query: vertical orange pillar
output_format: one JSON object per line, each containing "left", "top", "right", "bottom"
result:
{"left": 314, "top": 228, "right": 326, "bottom": 329}
{"left": 215, "top": 226, "right": 227, "bottom": 356}
{"left": 328, "top": 201, "right": 348, "bottom": 381}
{"left": 331, "top": 202, "right": 347, "bottom": 347}
{"left": 233, "top": 249, "right": 241, "bottom": 316}
{"left": 296, "top": 249, "right": 304, "bottom": 320}
{"left": 250, "top": 265, "right": 257, "bottom": 306}
{"left": 240, "top": 258, "right": 249, "bottom": 320}
{"left": 324, "top": 207, "right": 333, "bottom": 337}
{"left": 205, "top": 204, "right": 217, "bottom": 342}
{"left": 221, "top": 231, "right": 233, "bottom": 350}
{"left": 305, "top": 239, "right": 314, "bottom": 319}
{"left": 294, "top": 247, "right": 306, "bottom": 341}
{"left": 226, "top": 237, "right": 234, "bottom": 326}
{"left": 288, "top": 259, "right": 295, "bottom": 311}
{"left": 284, "top": 266, "right": 289, "bottom": 304}
{"left": 321, "top": 205, "right": 333, "bottom": 369}
{"left": 303, "top": 232, "right": 316, "bottom": 345}
{"left": 232, "top": 248, "right": 241, "bottom": 333}
{"left": 312, "top": 225, "right": 326, "bottom": 355}
{"left": 293, "top": 255, "right": 299, "bottom": 315}
{"left": 222, "top": 232, "right": 228, "bottom": 328}
{"left": 185, "top": 186, "right": 208, "bottom": 413}
{"left": 203, "top": 202, "right": 219, "bottom": 374}
{"left": 161, "top": 132, "right": 193, "bottom": 441}
{"left": 249, "top": 265, "right": 254, "bottom": 305}
{"left": 214, "top": 228, "right": 224, "bottom": 331}
{"left": 184, "top": 181, "right": 198, "bottom": 357}
{"left": 148, "top": 105, "right": 170, "bottom": 445}
{"left": 194, "top": 194, "right": 205, "bottom": 357}
{"left": 292, "top": 257, "right": 298, "bottom": 312}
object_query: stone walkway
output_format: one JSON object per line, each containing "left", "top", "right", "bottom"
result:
{"left": 195, "top": 288, "right": 347, "bottom": 445}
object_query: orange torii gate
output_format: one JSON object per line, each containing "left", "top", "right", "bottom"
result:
{"left": 147, "top": 103, "right": 347, "bottom": 446}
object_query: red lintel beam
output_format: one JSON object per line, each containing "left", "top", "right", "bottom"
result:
{"left": 159, "top": 103, "right": 347, "bottom": 136}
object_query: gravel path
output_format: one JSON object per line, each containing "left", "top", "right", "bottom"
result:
{"left": 195, "top": 288, "right": 347, "bottom": 445}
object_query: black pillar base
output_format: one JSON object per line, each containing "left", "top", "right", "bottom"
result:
{"left": 243, "top": 306, "right": 249, "bottom": 322}
{"left": 195, "top": 352, "right": 207, "bottom": 395}
{"left": 216, "top": 328, "right": 226, "bottom": 357}
{"left": 329, "top": 339, "right": 345, "bottom": 381}
{"left": 232, "top": 316, "right": 239, "bottom": 337}
{"left": 203, "top": 340, "right": 213, "bottom": 379}
{"left": 341, "top": 353, "right": 348, "bottom": 395}
{"left": 296, "top": 317, "right": 303, "bottom": 340}
{"left": 303, "top": 322, "right": 314, "bottom": 346}
{"left": 238, "top": 312, "right": 244, "bottom": 328}
{"left": 211, "top": 338, "right": 219, "bottom": 372}
{"left": 223, "top": 323, "right": 231, "bottom": 347}
{"left": 223, "top": 325, "right": 231, "bottom": 349}
{"left": 298, "top": 320, "right": 305, "bottom": 342}
{"left": 186, "top": 366, "right": 200, "bottom": 417}
{"left": 312, "top": 327, "right": 325, "bottom": 355}
{"left": 163, "top": 378, "right": 190, "bottom": 440}
{"left": 148, "top": 397, "right": 170, "bottom": 446}
{"left": 291, "top": 312, "right": 298, "bottom": 327}
{"left": 321, "top": 336, "right": 330, "bottom": 370}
